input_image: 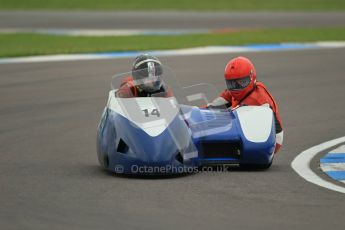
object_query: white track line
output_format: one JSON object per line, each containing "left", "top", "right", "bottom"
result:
{"left": 0, "top": 28, "right": 210, "bottom": 36}
{"left": 1, "top": 42, "right": 345, "bottom": 65}
{"left": 291, "top": 136, "right": 345, "bottom": 194}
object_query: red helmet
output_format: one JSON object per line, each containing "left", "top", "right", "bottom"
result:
{"left": 224, "top": 56, "right": 256, "bottom": 101}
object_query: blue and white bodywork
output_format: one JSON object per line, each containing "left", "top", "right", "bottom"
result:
{"left": 182, "top": 106, "right": 276, "bottom": 167}
{"left": 97, "top": 67, "right": 276, "bottom": 174}
{"left": 97, "top": 93, "right": 199, "bottom": 174}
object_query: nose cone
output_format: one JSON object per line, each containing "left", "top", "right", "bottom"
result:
{"left": 133, "top": 134, "right": 179, "bottom": 162}
{"left": 124, "top": 116, "right": 193, "bottom": 164}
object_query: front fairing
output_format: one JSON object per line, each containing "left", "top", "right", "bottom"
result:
{"left": 107, "top": 103, "right": 193, "bottom": 163}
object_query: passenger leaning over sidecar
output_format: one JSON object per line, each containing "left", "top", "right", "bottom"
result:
{"left": 208, "top": 56, "right": 284, "bottom": 153}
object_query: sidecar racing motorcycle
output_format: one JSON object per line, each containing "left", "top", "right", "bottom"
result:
{"left": 96, "top": 66, "right": 276, "bottom": 174}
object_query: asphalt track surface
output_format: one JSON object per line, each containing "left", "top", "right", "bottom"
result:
{"left": 1, "top": 48, "right": 345, "bottom": 230}
{"left": 1, "top": 11, "right": 345, "bottom": 29}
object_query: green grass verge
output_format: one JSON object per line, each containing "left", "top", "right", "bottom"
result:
{"left": 0, "top": 0, "right": 345, "bottom": 11}
{"left": 1, "top": 28, "right": 345, "bottom": 58}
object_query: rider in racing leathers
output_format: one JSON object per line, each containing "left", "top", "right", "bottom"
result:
{"left": 116, "top": 54, "right": 173, "bottom": 98}
{"left": 209, "top": 56, "right": 284, "bottom": 153}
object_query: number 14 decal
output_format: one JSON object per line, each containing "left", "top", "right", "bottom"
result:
{"left": 142, "top": 108, "right": 160, "bottom": 117}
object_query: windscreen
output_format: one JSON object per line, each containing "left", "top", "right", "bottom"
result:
{"left": 111, "top": 65, "right": 225, "bottom": 107}
{"left": 109, "top": 65, "right": 231, "bottom": 145}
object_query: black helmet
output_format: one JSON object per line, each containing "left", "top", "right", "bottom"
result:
{"left": 132, "top": 54, "right": 163, "bottom": 92}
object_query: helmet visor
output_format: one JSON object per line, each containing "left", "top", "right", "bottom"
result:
{"left": 132, "top": 64, "right": 163, "bottom": 80}
{"left": 132, "top": 63, "right": 163, "bottom": 92}
{"left": 226, "top": 76, "right": 251, "bottom": 91}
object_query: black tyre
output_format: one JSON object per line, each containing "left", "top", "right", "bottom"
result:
{"left": 240, "top": 161, "right": 272, "bottom": 170}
